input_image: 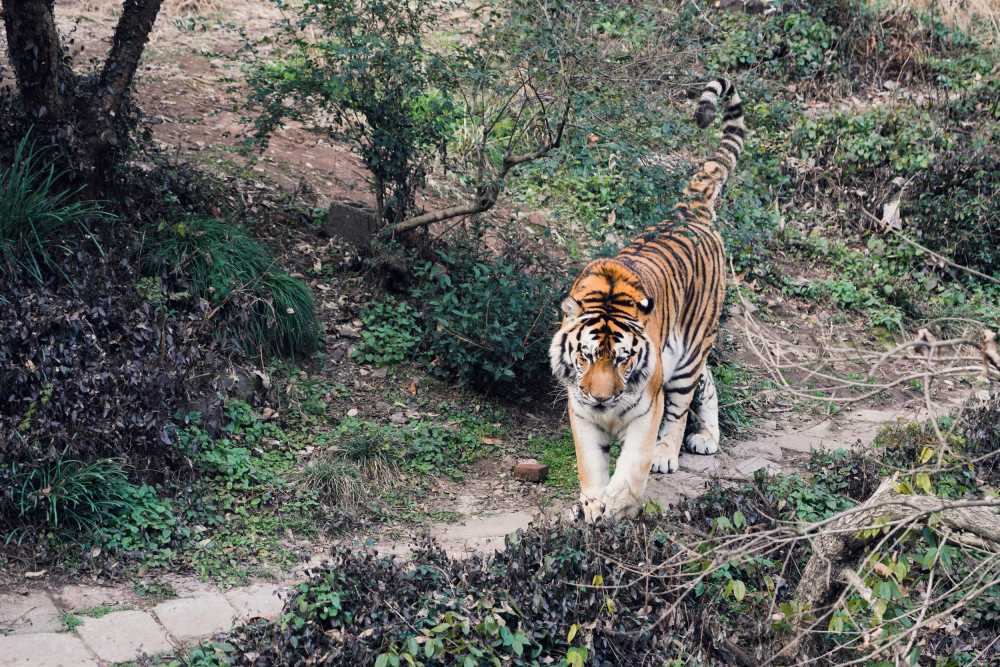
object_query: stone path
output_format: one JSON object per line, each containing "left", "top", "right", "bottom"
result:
{"left": 1, "top": 401, "right": 957, "bottom": 665}
{"left": 0, "top": 583, "right": 284, "bottom": 666}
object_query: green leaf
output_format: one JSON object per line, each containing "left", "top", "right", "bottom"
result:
{"left": 914, "top": 472, "right": 933, "bottom": 495}
{"left": 733, "top": 511, "right": 746, "bottom": 529}
{"left": 566, "top": 623, "right": 579, "bottom": 643}
{"left": 732, "top": 580, "right": 747, "bottom": 602}
{"left": 375, "top": 654, "right": 390, "bottom": 667}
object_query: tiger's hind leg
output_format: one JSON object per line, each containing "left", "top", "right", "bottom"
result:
{"left": 684, "top": 367, "right": 720, "bottom": 455}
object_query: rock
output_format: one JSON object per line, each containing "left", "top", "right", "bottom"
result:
{"left": 152, "top": 594, "right": 236, "bottom": 642}
{"left": 735, "top": 456, "right": 782, "bottom": 478}
{"left": 224, "top": 584, "right": 285, "bottom": 622}
{"left": 389, "top": 412, "right": 407, "bottom": 425}
{"left": 219, "top": 367, "right": 258, "bottom": 401}
{"left": 371, "top": 367, "right": 388, "bottom": 379}
{"left": 323, "top": 200, "right": 379, "bottom": 250}
{"left": 679, "top": 454, "right": 721, "bottom": 475}
{"left": 0, "top": 592, "right": 62, "bottom": 635}
{"left": 0, "top": 633, "right": 98, "bottom": 667}
{"left": 513, "top": 459, "right": 549, "bottom": 483}
{"left": 75, "top": 611, "right": 171, "bottom": 663}
{"left": 335, "top": 324, "right": 360, "bottom": 339}
{"left": 730, "top": 440, "right": 783, "bottom": 462}
{"left": 54, "top": 585, "right": 122, "bottom": 612}
{"left": 347, "top": 408, "right": 359, "bottom": 417}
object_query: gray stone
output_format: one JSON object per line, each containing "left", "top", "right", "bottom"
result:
{"left": 431, "top": 510, "right": 535, "bottom": 558}
{"left": 153, "top": 594, "right": 236, "bottom": 642}
{"left": 849, "top": 409, "right": 902, "bottom": 424}
{"left": 735, "top": 456, "right": 782, "bottom": 478}
{"left": 730, "top": 440, "right": 783, "bottom": 462}
{"left": 0, "top": 632, "right": 98, "bottom": 667}
{"left": 0, "top": 592, "right": 62, "bottom": 635}
{"left": 76, "top": 610, "right": 172, "bottom": 663}
{"left": 679, "top": 454, "right": 721, "bottom": 474}
{"left": 53, "top": 585, "right": 123, "bottom": 612}
{"left": 323, "top": 200, "right": 379, "bottom": 249}
{"left": 225, "top": 584, "right": 285, "bottom": 621}
{"left": 646, "top": 471, "right": 707, "bottom": 507}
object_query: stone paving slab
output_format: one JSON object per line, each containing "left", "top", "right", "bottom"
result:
{"left": 679, "top": 452, "right": 722, "bottom": 474}
{"left": 225, "top": 584, "right": 285, "bottom": 622}
{"left": 0, "top": 632, "right": 98, "bottom": 667}
{"left": 76, "top": 610, "right": 173, "bottom": 663}
{"left": 734, "top": 456, "right": 783, "bottom": 478}
{"left": 0, "top": 593, "right": 63, "bottom": 635}
{"left": 52, "top": 585, "right": 123, "bottom": 612}
{"left": 153, "top": 594, "right": 236, "bottom": 642}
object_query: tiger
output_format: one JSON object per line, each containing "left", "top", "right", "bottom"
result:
{"left": 549, "top": 77, "right": 745, "bottom": 522}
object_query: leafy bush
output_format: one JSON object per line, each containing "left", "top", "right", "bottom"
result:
{"left": 247, "top": 0, "right": 455, "bottom": 224}
{"left": 0, "top": 133, "right": 110, "bottom": 284}
{"left": 226, "top": 519, "right": 750, "bottom": 666}
{"left": 352, "top": 297, "right": 421, "bottom": 366}
{"left": 409, "top": 232, "right": 568, "bottom": 396}
{"left": 712, "top": 11, "right": 837, "bottom": 81}
{"left": 0, "top": 239, "right": 223, "bottom": 469}
{"left": 907, "top": 148, "right": 999, "bottom": 276}
{"left": 101, "top": 483, "right": 181, "bottom": 556}
{"left": 792, "top": 108, "right": 949, "bottom": 185}
{"left": 147, "top": 217, "right": 320, "bottom": 356}
{"left": 332, "top": 417, "right": 492, "bottom": 481}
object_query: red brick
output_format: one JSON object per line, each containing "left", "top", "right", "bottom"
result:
{"left": 513, "top": 459, "right": 549, "bottom": 483}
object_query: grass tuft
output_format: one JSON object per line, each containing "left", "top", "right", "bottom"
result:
{"left": 0, "top": 133, "right": 110, "bottom": 284}
{"left": 146, "top": 217, "right": 320, "bottom": 356}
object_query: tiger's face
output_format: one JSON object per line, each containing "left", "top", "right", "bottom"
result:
{"left": 549, "top": 264, "right": 656, "bottom": 411}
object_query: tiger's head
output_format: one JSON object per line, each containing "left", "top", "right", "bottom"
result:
{"left": 550, "top": 260, "right": 657, "bottom": 411}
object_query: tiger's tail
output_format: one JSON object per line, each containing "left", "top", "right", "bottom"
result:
{"left": 688, "top": 77, "right": 746, "bottom": 203}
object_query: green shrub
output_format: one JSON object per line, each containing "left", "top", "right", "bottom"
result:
{"left": 409, "top": 233, "right": 568, "bottom": 396}
{"left": 247, "top": 0, "right": 455, "bottom": 224}
{"left": 333, "top": 417, "right": 492, "bottom": 481}
{"left": 147, "top": 217, "right": 320, "bottom": 356}
{"left": 792, "top": 108, "right": 949, "bottom": 183}
{"left": 352, "top": 297, "right": 420, "bottom": 366}
{"left": 0, "top": 133, "right": 110, "bottom": 284}
{"left": 907, "top": 148, "right": 999, "bottom": 276}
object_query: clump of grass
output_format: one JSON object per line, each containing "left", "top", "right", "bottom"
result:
{"left": 1, "top": 458, "right": 132, "bottom": 539}
{"left": 0, "top": 133, "right": 110, "bottom": 284}
{"left": 298, "top": 458, "right": 366, "bottom": 510}
{"left": 147, "top": 217, "right": 272, "bottom": 298}
{"left": 146, "top": 217, "right": 320, "bottom": 356}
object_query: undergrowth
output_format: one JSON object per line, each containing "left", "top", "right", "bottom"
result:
{"left": 0, "top": 133, "right": 110, "bottom": 285}
{"left": 146, "top": 217, "right": 320, "bottom": 356}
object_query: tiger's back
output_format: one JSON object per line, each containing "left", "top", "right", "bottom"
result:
{"left": 550, "top": 78, "right": 746, "bottom": 522}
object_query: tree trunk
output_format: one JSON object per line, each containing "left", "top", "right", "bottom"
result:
{"left": 2, "top": 0, "right": 69, "bottom": 120}
{"left": 2, "top": 0, "right": 163, "bottom": 182}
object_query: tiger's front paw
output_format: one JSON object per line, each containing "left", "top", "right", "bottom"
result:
{"left": 685, "top": 432, "right": 719, "bottom": 455}
{"left": 650, "top": 444, "right": 679, "bottom": 473}
{"left": 576, "top": 493, "right": 605, "bottom": 524}
{"left": 599, "top": 484, "right": 642, "bottom": 520}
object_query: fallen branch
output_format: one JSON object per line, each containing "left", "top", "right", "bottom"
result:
{"left": 777, "top": 475, "right": 1000, "bottom": 660}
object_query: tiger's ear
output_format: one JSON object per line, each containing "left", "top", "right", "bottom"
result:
{"left": 638, "top": 296, "right": 654, "bottom": 314}
{"left": 561, "top": 296, "right": 582, "bottom": 318}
